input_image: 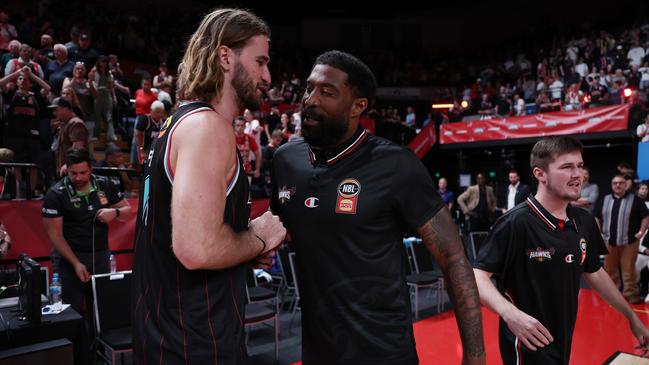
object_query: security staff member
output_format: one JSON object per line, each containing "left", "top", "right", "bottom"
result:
{"left": 473, "top": 136, "right": 649, "bottom": 365}
{"left": 42, "top": 148, "right": 131, "bottom": 313}
{"left": 271, "top": 51, "right": 485, "bottom": 365}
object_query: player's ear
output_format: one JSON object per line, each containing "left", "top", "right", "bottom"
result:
{"left": 218, "top": 46, "right": 233, "bottom": 71}
{"left": 350, "top": 98, "right": 368, "bottom": 118}
{"left": 532, "top": 167, "right": 546, "bottom": 184}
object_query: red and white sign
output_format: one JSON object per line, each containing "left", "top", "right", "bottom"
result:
{"left": 407, "top": 122, "right": 437, "bottom": 158}
{"left": 440, "top": 104, "right": 629, "bottom": 144}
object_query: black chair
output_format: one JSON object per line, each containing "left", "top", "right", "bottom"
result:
{"left": 287, "top": 252, "right": 301, "bottom": 330}
{"left": 277, "top": 245, "right": 298, "bottom": 311}
{"left": 469, "top": 231, "right": 489, "bottom": 260}
{"left": 91, "top": 271, "right": 132, "bottom": 365}
{"left": 405, "top": 240, "right": 444, "bottom": 318}
{"left": 246, "top": 268, "right": 278, "bottom": 305}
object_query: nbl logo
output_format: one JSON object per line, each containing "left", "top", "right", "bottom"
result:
{"left": 336, "top": 178, "right": 361, "bottom": 214}
{"left": 338, "top": 180, "right": 360, "bottom": 197}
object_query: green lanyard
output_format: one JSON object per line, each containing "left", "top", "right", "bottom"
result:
{"left": 64, "top": 175, "right": 98, "bottom": 208}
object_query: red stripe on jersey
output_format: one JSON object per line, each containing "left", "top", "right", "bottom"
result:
{"left": 230, "top": 277, "right": 243, "bottom": 325}
{"left": 205, "top": 275, "right": 219, "bottom": 364}
{"left": 176, "top": 263, "right": 188, "bottom": 365}
{"left": 327, "top": 130, "right": 368, "bottom": 165}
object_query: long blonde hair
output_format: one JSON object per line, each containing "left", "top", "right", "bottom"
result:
{"left": 177, "top": 8, "right": 270, "bottom": 103}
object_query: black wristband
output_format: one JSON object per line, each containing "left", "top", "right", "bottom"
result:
{"left": 254, "top": 233, "right": 267, "bottom": 256}
{"left": 115, "top": 208, "right": 120, "bottom": 217}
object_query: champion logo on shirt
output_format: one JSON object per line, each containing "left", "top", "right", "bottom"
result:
{"left": 304, "top": 197, "right": 319, "bottom": 208}
{"left": 526, "top": 247, "right": 555, "bottom": 262}
{"left": 565, "top": 254, "right": 575, "bottom": 263}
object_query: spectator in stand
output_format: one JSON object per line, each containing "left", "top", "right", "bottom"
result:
{"left": 571, "top": 166, "right": 599, "bottom": 213}
{"left": 261, "top": 129, "right": 283, "bottom": 198}
{"left": 628, "top": 40, "right": 646, "bottom": 68}
{"left": 49, "top": 97, "right": 90, "bottom": 176}
{"left": 279, "top": 112, "right": 293, "bottom": 143}
{"left": 548, "top": 76, "right": 564, "bottom": 101}
{"left": 234, "top": 115, "right": 261, "bottom": 183}
{"left": 62, "top": 62, "right": 95, "bottom": 136}
{"left": 0, "top": 12, "right": 17, "bottom": 53}
{"left": 152, "top": 62, "right": 173, "bottom": 88}
{"left": 0, "top": 67, "right": 50, "bottom": 198}
{"left": 639, "top": 61, "right": 649, "bottom": 91}
{"left": 0, "top": 39, "right": 19, "bottom": 73}
{"left": 95, "top": 143, "right": 131, "bottom": 195}
{"left": 134, "top": 100, "right": 165, "bottom": 165}
{"left": 64, "top": 26, "right": 79, "bottom": 51}
{"left": 438, "top": 177, "right": 455, "bottom": 210}
{"left": 68, "top": 33, "right": 98, "bottom": 71}
{"left": 267, "top": 84, "right": 284, "bottom": 104}
{"left": 478, "top": 93, "right": 495, "bottom": 119}
{"left": 589, "top": 75, "right": 609, "bottom": 106}
{"left": 46, "top": 44, "right": 74, "bottom": 97}
{"left": 35, "top": 34, "right": 54, "bottom": 69}
{"left": 495, "top": 86, "right": 512, "bottom": 116}
{"left": 513, "top": 93, "right": 526, "bottom": 116}
{"left": 132, "top": 76, "right": 158, "bottom": 164}
{"left": 91, "top": 55, "right": 117, "bottom": 141}
{"left": 243, "top": 108, "right": 263, "bottom": 147}
{"left": 264, "top": 105, "right": 280, "bottom": 142}
{"left": 609, "top": 80, "right": 623, "bottom": 105}
{"left": 404, "top": 106, "right": 416, "bottom": 128}
{"left": 154, "top": 80, "right": 173, "bottom": 108}
{"left": 4, "top": 44, "right": 44, "bottom": 79}
{"left": 628, "top": 65, "right": 642, "bottom": 89}
{"left": 638, "top": 115, "right": 649, "bottom": 143}
{"left": 108, "top": 54, "right": 124, "bottom": 81}
{"left": 564, "top": 83, "right": 583, "bottom": 111}
{"left": 60, "top": 86, "right": 84, "bottom": 123}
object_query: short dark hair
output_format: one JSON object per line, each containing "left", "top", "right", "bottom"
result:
{"left": 64, "top": 148, "right": 92, "bottom": 167}
{"left": 312, "top": 50, "right": 377, "bottom": 109}
{"left": 530, "top": 136, "right": 583, "bottom": 172}
{"left": 509, "top": 168, "right": 519, "bottom": 175}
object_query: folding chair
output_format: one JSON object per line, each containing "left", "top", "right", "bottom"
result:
{"left": 469, "top": 231, "right": 489, "bottom": 260}
{"left": 244, "top": 269, "right": 280, "bottom": 361}
{"left": 405, "top": 241, "right": 444, "bottom": 318}
{"left": 287, "top": 252, "right": 301, "bottom": 329}
{"left": 91, "top": 271, "right": 132, "bottom": 365}
{"left": 277, "top": 246, "right": 298, "bottom": 311}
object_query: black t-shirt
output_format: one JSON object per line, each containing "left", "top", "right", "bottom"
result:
{"left": 135, "top": 114, "right": 163, "bottom": 150}
{"left": 42, "top": 175, "right": 122, "bottom": 253}
{"left": 271, "top": 128, "right": 444, "bottom": 365}
{"left": 474, "top": 195, "right": 606, "bottom": 365}
{"left": 132, "top": 101, "right": 251, "bottom": 364}
{"left": 4, "top": 90, "right": 42, "bottom": 139}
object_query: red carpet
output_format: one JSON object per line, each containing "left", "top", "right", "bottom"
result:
{"left": 292, "top": 288, "right": 649, "bottom": 364}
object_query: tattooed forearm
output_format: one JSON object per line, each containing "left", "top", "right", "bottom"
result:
{"left": 418, "top": 208, "right": 485, "bottom": 359}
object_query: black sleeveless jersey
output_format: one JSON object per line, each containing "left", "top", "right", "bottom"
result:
{"left": 132, "top": 101, "right": 251, "bottom": 364}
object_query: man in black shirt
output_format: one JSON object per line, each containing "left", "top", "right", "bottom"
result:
{"left": 474, "top": 136, "right": 649, "bottom": 364}
{"left": 272, "top": 50, "right": 485, "bottom": 365}
{"left": 42, "top": 148, "right": 131, "bottom": 313}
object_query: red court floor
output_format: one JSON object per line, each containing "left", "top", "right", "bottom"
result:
{"left": 292, "top": 288, "right": 649, "bottom": 364}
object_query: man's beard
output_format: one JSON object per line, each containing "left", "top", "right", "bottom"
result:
{"left": 231, "top": 62, "right": 262, "bottom": 110}
{"left": 301, "top": 106, "right": 349, "bottom": 149}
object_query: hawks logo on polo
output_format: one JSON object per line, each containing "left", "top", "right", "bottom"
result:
{"left": 278, "top": 186, "right": 296, "bottom": 204}
{"left": 526, "top": 247, "right": 555, "bottom": 262}
{"left": 335, "top": 178, "right": 360, "bottom": 214}
{"left": 579, "top": 238, "right": 587, "bottom": 265}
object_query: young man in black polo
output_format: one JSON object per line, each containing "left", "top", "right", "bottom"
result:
{"left": 271, "top": 50, "right": 485, "bottom": 365}
{"left": 473, "top": 136, "right": 649, "bottom": 364}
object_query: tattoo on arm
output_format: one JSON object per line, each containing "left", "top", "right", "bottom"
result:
{"left": 418, "top": 208, "right": 485, "bottom": 358}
